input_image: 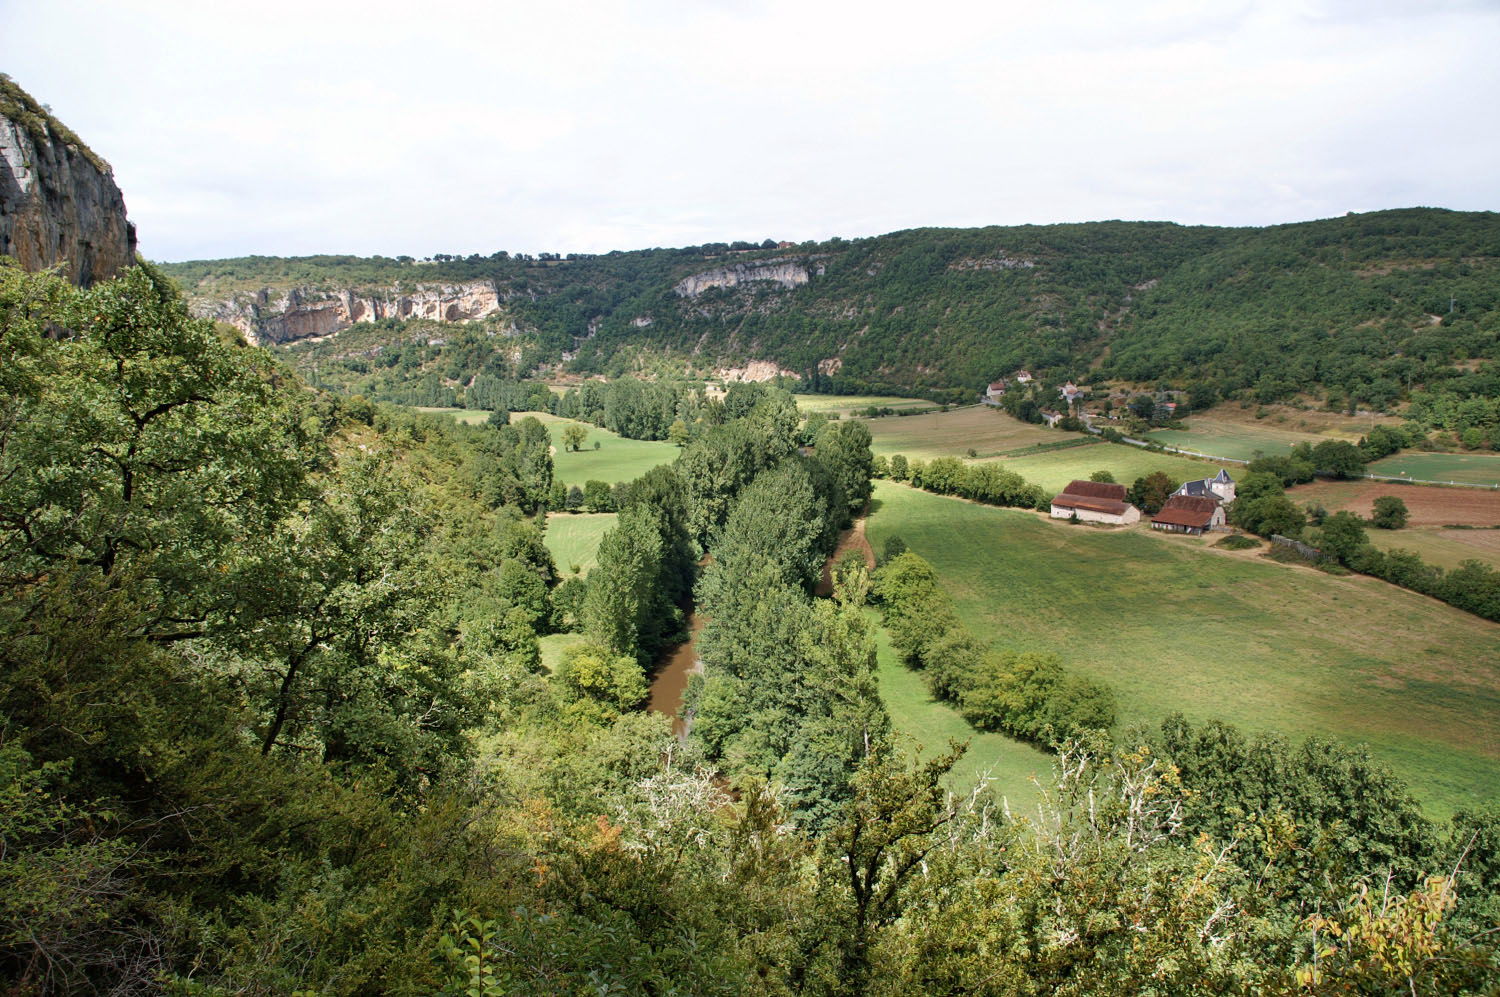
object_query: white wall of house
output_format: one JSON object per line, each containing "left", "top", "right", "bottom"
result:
{"left": 1050, "top": 503, "right": 1142, "bottom": 525}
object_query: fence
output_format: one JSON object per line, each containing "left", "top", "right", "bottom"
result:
{"left": 1271, "top": 534, "right": 1324, "bottom": 561}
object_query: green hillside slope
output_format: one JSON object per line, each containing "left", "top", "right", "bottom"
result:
{"left": 162, "top": 208, "right": 1500, "bottom": 409}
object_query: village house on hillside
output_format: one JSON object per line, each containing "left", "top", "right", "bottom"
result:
{"left": 1061, "top": 381, "right": 1085, "bottom": 405}
{"left": 1050, "top": 479, "right": 1141, "bottom": 525}
{"left": 1151, "top": 494, "right": 1225, "bottom": 534}
{"left": 984, "top": 379, "right": 1008, "bottom": 404}
{"left": 1174, "top": 469, "right": 1236, "bottom": 504}
{"left": 1014, "top": 369, "right": 1033, "bottom": 384}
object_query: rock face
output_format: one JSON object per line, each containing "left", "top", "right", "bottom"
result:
{"left": 198, "top": 280, "right": 505, "bottom": 346}
{"left": 0, "top": 81, "right": 136, "bottom": 287}
{"left": 673, "top": 258, "right": 815, "bottom": 298}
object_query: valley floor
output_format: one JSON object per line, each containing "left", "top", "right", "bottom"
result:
{"left": 863, "top": 479, "right": 1500, "bottom": 822}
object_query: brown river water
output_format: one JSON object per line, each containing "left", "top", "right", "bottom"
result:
{"left": 646, "top": 612, "right": 705, "bottom": 738}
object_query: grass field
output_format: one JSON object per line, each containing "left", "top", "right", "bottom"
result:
{"left": 1366, "top": 527, "right": 1500, "bottom": 572}
{"left": 864, "top": 480, "right": 1500, "bottom": 821}
{"left": 538, "top": 633, "right": 574, "bottom": 674}
{"left": 794, "top": 394, "right": 932, "bottom": 415}
{"left": 1369, "top": 452, "right": 1500, "bottom": 487}
{"left": 868, "top": 406, "right": 1057, "bottom": 460}
{"left": 1145, "top": 420, "right": 1333, "bottom": 462}
{"left": 871, "top": 611, "right": 1050, "bottom": 811}
{"left": 511, "top": 411, "right": 678, "bottom": 486}
{"left": 544, "top": 512, "right": 617, "bottom": 577}
{"left": 414, "top": 406, "right": 491, "bottom": 425}
{"left": 995, "top": 443, "right": 1234, "bottom": 495}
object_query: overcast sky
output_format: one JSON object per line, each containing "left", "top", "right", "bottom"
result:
{"left": 3, "top": 0, "right": 1496, "bottom": 261}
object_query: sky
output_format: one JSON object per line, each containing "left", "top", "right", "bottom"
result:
{"left": 3, "top": 0, "right": 1497, "bottom": 261}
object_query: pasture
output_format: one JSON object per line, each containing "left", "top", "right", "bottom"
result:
{"left": 864, "top": 480, "right": 1500, "bottom": 821}
{"left": 512, "top": 411, "right": 678, "bottom": 486}
{"left": 872, "top": 612, "right": 1050, "bottom": 810}
{"left": 868, "top": 406, "right": 1056, "bottom": 460}
{"left": 414, "top": 406, "right": 491, "bottom": 425}
{"left": 994, "top": 443, "right": 1234, "bottom": 495}
{"left": 794, "top": 393, "right": 931, "bottom": 415}
{"left": 1368, "top": 451, "right": 1500, "bottom": 487}
{"left": 1145, "top": 416, "right": 1346, "bottom": 462}
{"left": 545, "top": 512, "right": 617, "bottom": 577}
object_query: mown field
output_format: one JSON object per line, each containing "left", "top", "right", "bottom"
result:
{"left": 864, "top": 480, "right": 1500, "bottom": 821}
{"left": 1369, "top": 451, "right": 1500, "bottom": 486}
{"left": 868, "top": 406, "right": 1057, "bottom": 460}
{"left": 794, "top": 393, "right": 932, "bottom": 415}
{"left": 1142, "top": 406, "right": 1376, "bottom": 462}
{"left": 871, "top": 612, "right": 1049, "bottom": 811}
{"left": 995, "top": 443, "right": 1234, "bottom": 495}
{"left": 512, "top": 411, "right": 678, "bottom": 486}
{"left": 545, "top": 512, "right": 617, "bottom": 578}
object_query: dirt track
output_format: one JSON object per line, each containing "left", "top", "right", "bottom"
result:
{"left": 816, "top": 513, "right": 876, "bottom": 597}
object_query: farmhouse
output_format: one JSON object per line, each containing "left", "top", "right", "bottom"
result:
{"left": 1174, "top": 468, "right": 1236, "bottom": 504}
{"left": 1061, "top": 381, "right": 1085, "bottom": 405}
{"left": 1151, "top": 495, "right": 1225, "bottom": 534}
{"left": 1050, "top": 479, "right": 1141, "bottom": 525}
{"left": 1014, "top": 369, "right": 1033, "bottom": 384}
{"left": 984, "top": 379, "right": 1008, "bottom": 404}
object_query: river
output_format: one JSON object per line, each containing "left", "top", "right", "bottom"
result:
{"left": 647, "top": 612, "right": 704, "bottom": 738}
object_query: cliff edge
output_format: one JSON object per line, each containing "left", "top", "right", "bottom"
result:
{"left": 0, "top": 75, "right": 135, "bottom": 287}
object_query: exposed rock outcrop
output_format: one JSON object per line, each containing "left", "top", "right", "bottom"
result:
{"left": 674, "top": 258, "right": 816, "bottom": 298}
{"left": 197, "top": 280, "right": 505, "bottom": 346}
{"left": 716, "top": 360, "right": 800, "bottom": 383}
{"left": 0, "top": 77, "right": 135, "bottom": 286}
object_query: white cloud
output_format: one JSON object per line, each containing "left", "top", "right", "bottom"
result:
{"left": 2, "top": 0, "right": 1495, "bottom": 260}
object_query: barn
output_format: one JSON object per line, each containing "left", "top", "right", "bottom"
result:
{"left": 1050, "top": 480, "right": 1141, "bottom": 526}
{"left": 1151, "top": 494, "right": 1226, "bottom": 535}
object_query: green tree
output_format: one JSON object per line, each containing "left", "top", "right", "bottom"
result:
{"left": 1128, "top": 471, "right": 1177, "bottom": 514}
{"left": 1311, "top": 440, "right": 1368, "bottom": 479}
{"left": 562, "top": 422, "right": 588, "bottom": 451}
{"left": 1372, "top": 494, "right": 1409, "bottom": 529}
{"left": 1318, "top": 510, "right": 1370, "bottom": 564}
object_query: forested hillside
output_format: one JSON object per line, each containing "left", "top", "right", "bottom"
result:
{"left": 164, "top": 208, "right": 1500, "bottom": 410}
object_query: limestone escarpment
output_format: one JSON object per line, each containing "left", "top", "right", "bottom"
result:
{"left": 673, "top": 257, "right": 819, "bottom": 298}
{"left": 197, "top": 280, "right": 505, "bottom": 346}
{"left": 0, "top": 77, "right": 136, "bottom": 287}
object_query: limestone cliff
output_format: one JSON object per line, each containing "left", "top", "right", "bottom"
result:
{"left": 0, "top": 76, "right": 135, "bottom": 286}
{"left": 198, "top": 280, "right": 506, "bottom": 346}
{"left": 673, "top": 257, "right": 820, "bottom": 298}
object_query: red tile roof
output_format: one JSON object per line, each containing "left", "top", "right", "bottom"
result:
{"left": 1152, "top": 495, "right": 1219, "bottom": 528}
{"left": 1053, "top": 495, "right": 1130, "bottom": 516}
{"left": 1060, "top": 479, "right": 1128, "bottom": 501}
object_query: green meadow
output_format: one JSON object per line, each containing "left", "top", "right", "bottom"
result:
{"left": 994, "top": 443, "right": 1234, "bottom": 495}
{"left": 871, "top": 612, "right": 1050, "bottom": 812}
{"left": 414, "top": 405, "right": 491, "bottom": 425}
{"left": 1145, "top": 419, "right": 1330, "bottom": 462}
{"left": 864, "top": 480, "right": 1500, "bottom": 821}
{"left": 794, "top": 393, "right": 932, "bottom": 415}
{"left": 544, "top": 512, "right": 617, "bottom": 577}
{"left": 868, "top": 406, "right": 1057, "bottom": 460}
{"left": 512, "top": 411, "right": 679, "bottom": 486}
{"left": 1369, "top": 451, "right": 1500, "bottom": 486}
